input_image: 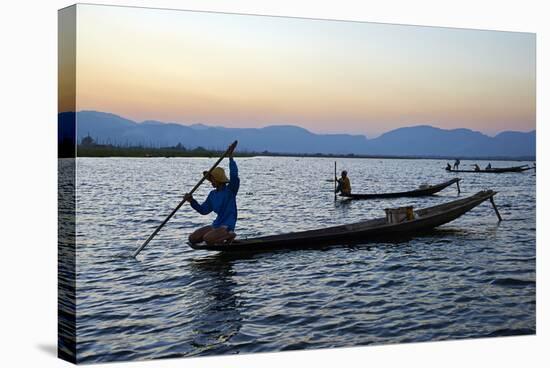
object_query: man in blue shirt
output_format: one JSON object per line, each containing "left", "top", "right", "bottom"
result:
{"left": 184, "top": 146, "right": 239, "bottom": 245}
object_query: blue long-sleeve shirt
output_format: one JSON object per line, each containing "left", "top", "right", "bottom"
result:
{"left": 190, "top": 158, "right": 240, "bottom": 231}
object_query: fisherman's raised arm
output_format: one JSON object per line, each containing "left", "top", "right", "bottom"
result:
{"left": 228, "top": 156, "right": 240, "bottom": 194}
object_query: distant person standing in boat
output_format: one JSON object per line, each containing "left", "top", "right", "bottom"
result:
{"left": 486, "top": 163, "right": 492, "bottom": 170}
{"left": 184, "top": 145, "right": 239, "bottom": 245}
{"left": 446, "top": 163, "right": 452, "bottom": 171}
{"left": 453, "top": 159, "right": 460, "bottom": 170}
{"left": 335, "top": 170, "right": 352, "bottom": 195}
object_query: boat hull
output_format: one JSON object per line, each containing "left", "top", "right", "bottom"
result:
{"left": 340, "top": 178, "right": 460, "bottom": 199}
{"left": 446, "top": 165, "right": 532, "bottom": 173}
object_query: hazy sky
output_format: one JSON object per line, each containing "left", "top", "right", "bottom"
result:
{"left": 69, "top": 4, "right": 536, "bottom": 137}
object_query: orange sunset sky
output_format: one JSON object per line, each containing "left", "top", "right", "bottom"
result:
{"left": 61, "top": 4, "right": 536, "bottom": 137}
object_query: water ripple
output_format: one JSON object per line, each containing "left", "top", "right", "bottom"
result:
{"left": 69, "top": 157, "right": 536, "bottom": 363}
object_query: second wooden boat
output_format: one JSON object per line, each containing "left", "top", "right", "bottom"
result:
{"left": 446, "top": 165, "right": 532, "bottom": 173}
{"left": 339, "top": 178, "right": 461, "bottom": 200}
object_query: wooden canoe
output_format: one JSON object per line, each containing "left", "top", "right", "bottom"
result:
{"left": 339, "top": 178, "right": 461, "bottom": 200}
{"left": 188, "top": 190, "right": 497, "bottom": 253}
{"left": 446, "top": 165, "right": 532, "bottom": 173}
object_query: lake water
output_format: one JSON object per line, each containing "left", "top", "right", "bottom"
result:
{"left": 66, "top": 157, "right": 535, "bottom": 363}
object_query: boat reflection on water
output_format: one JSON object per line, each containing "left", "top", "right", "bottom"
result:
{"left": 185, "top": 254, "right": 246, "bottom": 356}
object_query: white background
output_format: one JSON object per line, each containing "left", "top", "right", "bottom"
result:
{"left": 0, "top": 0, "right": 547, "bottom": 367}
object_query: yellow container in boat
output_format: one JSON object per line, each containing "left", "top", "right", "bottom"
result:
{"left": 406, "top": 207, "right": 414, "bottom": 220}
{"left": 385, "top": 206, "right": 415, "bottom": 224}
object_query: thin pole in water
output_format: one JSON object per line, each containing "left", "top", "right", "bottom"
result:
{"left": 132, "top": 140, "right": 238, "bottom": 258}
{"left": 456, "top": 179, "right": 461, "bottom": 194}
{"left": 334, "top": 161, "right": 337, "bottom": 201}
{"left": 489, "top": 196, "right": 502, "bottom": 222}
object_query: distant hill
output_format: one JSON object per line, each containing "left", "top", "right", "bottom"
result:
{"left": 73, "top": 111, "right": 369, "bottom": 154}
{"left": 364, "top": 125, "right": 536, "bottom": 157}
{"left": 67, "top": 111, "right": 536, "bottom": 158}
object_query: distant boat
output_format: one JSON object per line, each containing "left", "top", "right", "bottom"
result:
{"left": 446, "top": 165, "right": 532, "bottom": 173}
{"left": 339, "top": 178, "right": 460, "bottom": 200}
{"left": 189, "top": 190, "right": 497, "bottom": 253}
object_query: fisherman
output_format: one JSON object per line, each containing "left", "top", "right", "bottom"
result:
{"left": 453, "top": 159, "right": 460, "bottom": 170}
{"left": 473, "top": 164, "right": 481, "bottom": 171}
{"left": 446, "top": 163, "right": 452, "bottom": 171}
{"left": 335, "top": 170, "right": 352, "bottom": 195}
{"left": 486, "top": 163, "right": 492, "bottom": 170}
{"left": 184, "top": 145, "right": 239, "bottom": 245}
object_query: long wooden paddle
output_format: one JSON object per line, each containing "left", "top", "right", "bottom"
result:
{"left": 132, "top": 140, "right": 238, "bottom": 258}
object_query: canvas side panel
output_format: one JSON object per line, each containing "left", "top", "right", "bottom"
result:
{"left": 58, "top": 5, "right": 77, "bottom": 364}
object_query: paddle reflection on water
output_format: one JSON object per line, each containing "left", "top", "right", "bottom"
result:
{"left": 184, "top": 255, "right": 243, "bottom": 356}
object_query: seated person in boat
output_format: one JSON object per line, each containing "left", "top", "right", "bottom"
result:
{"left": 453, "top": 159, "right": 460, "bottom": 170}
{"left": 446, "top": 163, "right": 452, "bottom": 171}
{"left": 335, "top": 170, "right": 352, "bottom": 195}
{"left": 184, "top": 147, "right": 239, "bottom": 245}
{"left": 473, "top": 164, "right": 481, "bottom": 171}
{"left": 486, "top": 163, "right": 492, "bottom": 170}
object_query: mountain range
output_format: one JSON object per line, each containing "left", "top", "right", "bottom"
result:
{"left": 61, "top": 111, "right": 536, "bottom": 158}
